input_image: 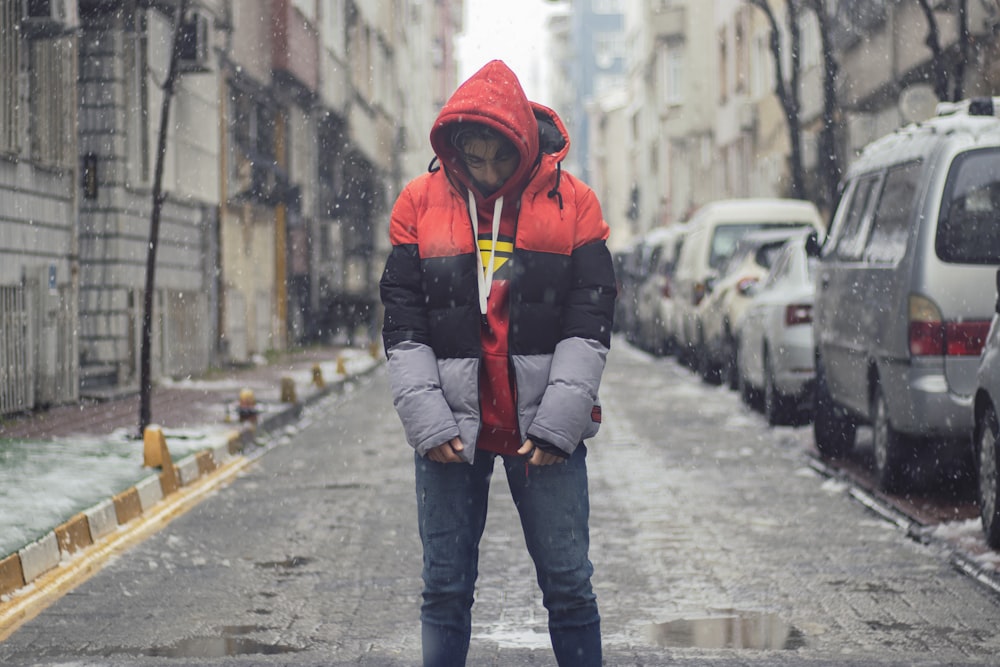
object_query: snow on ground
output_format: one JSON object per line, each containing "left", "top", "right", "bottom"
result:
{"left": 0, "top": 426, "right": 235, "bottom": 558}
{"left": 0, "top": 350, "right": 379, "bottom": 559}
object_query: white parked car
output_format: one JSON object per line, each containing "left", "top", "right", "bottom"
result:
{"left": 737, "top": 230, "right": 822, "bottom": 426}
{"left": 698, "top": 228, "right": 810, "bottom": 387}
{"left": 973, "top": 269, "right": 1000, "bottom": 547}
{"left": 632, "top": 224, "right": 688, "bottom": 355}
{"left": 672, "top": 198, "right": 824, "bottom": 371}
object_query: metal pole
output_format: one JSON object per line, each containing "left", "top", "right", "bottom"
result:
{"left": 139, "top": 0, "right": 189, "bottom": 437}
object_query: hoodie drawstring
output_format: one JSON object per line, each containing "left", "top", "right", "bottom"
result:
{"left": 547, "top": 162, "right": 564, "bottom": 209}
{"left": 468, "top": 189, "right": 504, "bottom": 315}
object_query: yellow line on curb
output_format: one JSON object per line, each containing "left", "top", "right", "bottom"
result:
{"left": 0, "top": 454, "right": 254, "bottom": 642}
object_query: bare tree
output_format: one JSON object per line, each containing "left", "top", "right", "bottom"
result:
{"left": 803, "top": 0, "right": 841, "bottom": 210}
{"left": 748, "top": 0, "right": 806, "bottom": 200}
{"left": 916, "top": 0, "right": 971, "bottom": 101}
{"left": 955, "top": 0, "right": 970, "bottom": 101}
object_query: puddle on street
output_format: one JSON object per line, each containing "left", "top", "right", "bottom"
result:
{"left": 141, "top": 636, "right": 303, "bottom": 657}
{"left": 100, "top": 625, "right": 302, "bottom": 659}
{"left": 255, "top": 555, "right": 313, "bottom": 569}
{"left": 645, "top": 611, "right": 805, "bottom": 650}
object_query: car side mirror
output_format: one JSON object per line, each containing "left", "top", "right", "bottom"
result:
{"left": 704, "top": 273, "right": 717, "bottom": 295}
{"left": 805, "top": 231, "right": 822, "bottom": 258}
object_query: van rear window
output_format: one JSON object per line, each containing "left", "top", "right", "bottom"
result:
{"left": 937, "top": 148, "right": 1000, "bottom": 264}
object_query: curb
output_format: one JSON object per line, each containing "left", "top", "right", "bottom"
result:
{"left": 0, "top": 351, "right": 382, "bottom": 636}
{"left": 806, "top": 454, "right": 1000, "bottom": 598}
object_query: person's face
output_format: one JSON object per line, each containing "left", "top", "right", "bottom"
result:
{"left": 459, "top": 138, "right": 520, "bottom": 196}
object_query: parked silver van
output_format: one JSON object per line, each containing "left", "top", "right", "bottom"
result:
{"left": 813, "top": 97, "right": 1000, "bottom": 492}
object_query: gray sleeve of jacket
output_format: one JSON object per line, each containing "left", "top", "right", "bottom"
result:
{"left": 387, "top": 340, "right": 462, "bottom": 456}
{"left": 525, "top": 337, "right": 608, "bottom": 454}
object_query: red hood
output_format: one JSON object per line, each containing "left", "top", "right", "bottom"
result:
{"left": 431, "top": 60, "right": 566, "bottom": 200}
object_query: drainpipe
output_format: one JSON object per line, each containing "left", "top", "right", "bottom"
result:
{"left": 275, "top": 109, "right": 288, "bottom": 350}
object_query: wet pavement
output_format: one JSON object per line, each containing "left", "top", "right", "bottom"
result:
{"left": 1, "top": 340, "right": 1000, "bottom": 665}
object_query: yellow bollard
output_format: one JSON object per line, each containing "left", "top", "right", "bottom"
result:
{"left": 335, "top": 354, "right": 346, "bottom": 375}
{"left": 238, "top": 388, "right": 258, "bottom": 424}
{"left": 143, "top": 424, "right": 172, "bottom": 469}
{"left": 369, "top": 340, "right": 380, "bottom": 358}
{"left": 280, "top": 376, "right": 297, "bottom": 403}
{"left": 311, "top": 363, "right": 325, "bottom": 388}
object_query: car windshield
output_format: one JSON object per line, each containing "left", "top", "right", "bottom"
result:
{"left": 708, "top": 223, "right": 810, "bottom": 269}
{"left": 936, "top": 147, "right": 1000, "bottom": 264}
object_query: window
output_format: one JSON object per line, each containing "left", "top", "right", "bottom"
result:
{"left": 0, "top": 0, "right": 21, "bottom": 155}
{"left": 864, "top": 162, "right": 922, "bottom": 264}
{"left": 28, "top": 37, "right": 76, "bottom": 168}
{"left": 594, "top": 33, "right": 624, "bottom": 69}
{"left": 229, "top": 83, "right": 280, "bottom": 201}
{"left": 592, "top": 0, "right": 623, "bottom": 14}
{"left": 764, "top": 247, "right": 792, "bottom": 288}
{"left": 937, "top": 148, "right": 1000, "bottom": 264}
{"left": 658, "top": 46, "right": 684, "bottom": 106}
{"left": 718, "top": 28, "right": 727, "bottom": 104}
{"left": 834, "top": 174, "right": 881, "bottom": 261}
{"left": 734, "top": 10, "right": 748, "bottom": 94}
{"left": 751, "top": 33, "right": 771, "bottom": 99}
{"left": 124, "top": 11, "right": 150, "bottom": 184}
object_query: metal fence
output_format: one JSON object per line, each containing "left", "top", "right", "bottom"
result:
{"left": 0, "top": 284, "right": 33, "bottom": 415}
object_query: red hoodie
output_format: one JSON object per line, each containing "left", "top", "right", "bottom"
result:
{"left": 428, "top": 61, "right": 540, "bottom": 455}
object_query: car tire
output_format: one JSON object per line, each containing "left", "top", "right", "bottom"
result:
{"left": 764, "top": 353, "right": 791, "bottom": 426}
{"left": 813, "top": 358, "right": 856, "bottom": 459}
{"left": 872, "top": 384, "right": 913, "bottom": 493}
{"left": 697, "top": 335, "right": 722, "bottom": 385}
{"left": 976, "top": 403, "right": 1000, "bottom": 548}
{"left": 724, "top": 333, "right": 739, "bottom": 390}
{"left": 737, "top": 373, "right": 761, "bottom": 410}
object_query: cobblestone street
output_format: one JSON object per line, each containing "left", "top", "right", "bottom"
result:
{"left": 2, "top": 342, "right": 999, "bottom": 666}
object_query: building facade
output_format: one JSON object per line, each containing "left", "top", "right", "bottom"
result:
{"left": 0, "top": 0, "right": 458, "bottom": 414}
{"left": 577, "top": 0, "right": 1000, "bottom": 247}
{"left": 0, "top": 0, "right": 80, "bottom": 413}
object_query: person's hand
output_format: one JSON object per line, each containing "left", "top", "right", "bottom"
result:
{"left": 517, "top": 438, "right": 563, "bottom": 466}
{"left": 427, "top": 437, "right": 464, "bottom": 463}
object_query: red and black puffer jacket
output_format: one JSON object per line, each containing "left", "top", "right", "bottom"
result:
{"left": 380, "top": 60, "right": 616, "bottom": 462}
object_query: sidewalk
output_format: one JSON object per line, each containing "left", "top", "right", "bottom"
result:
{"left": 0, "top": 344, "right": 382, "bottom": 603}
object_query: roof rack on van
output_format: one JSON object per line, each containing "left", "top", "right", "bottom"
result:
{"left": 935, "top": 96, "right": 1000, "bottom": 118}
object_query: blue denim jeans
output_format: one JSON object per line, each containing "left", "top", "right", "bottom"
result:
{"left": 415, "top": 445, "right": 601, "bottom": 667}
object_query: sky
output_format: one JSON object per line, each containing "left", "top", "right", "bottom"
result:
{"left": 456, "top": 0, "right": 561, "bottom": 104}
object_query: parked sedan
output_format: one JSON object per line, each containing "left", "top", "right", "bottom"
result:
{"left": 698, "top": 228, "right": 810, "bottom": 386}
{"left": 632, "top": 224, "right": 688, "bottom": 355}
{"left": 973, "top": 269, "right": 1000, "bottom": 547}
{"left": 737, "top": 230, "right": 821, "bottom": 426}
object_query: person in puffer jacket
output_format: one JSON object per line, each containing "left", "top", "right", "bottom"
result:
{"left": 379, "top": 60, "right": 616, "bottom": 667}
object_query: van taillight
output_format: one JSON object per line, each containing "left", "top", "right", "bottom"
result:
{"left": 908, "top": 294, "right": 989, "bottom": 356}
{"left": 785, "top": 304, "right": 812, "bottom": 326}
{"left": 909, "top": 321, "right": 945, "bottom": 356}
{"left": 944, "top": 321, "right": 990, "bottom": 355}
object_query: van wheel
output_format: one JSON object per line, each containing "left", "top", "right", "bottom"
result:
{"left": 813, "top": 359, "right": 855, "bottom": 459}
{"left": 872, "top": 385, "right": 913, "bottom": 493}
{"left": 976, "top": 404, "right": 1000, "bottom": 548}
